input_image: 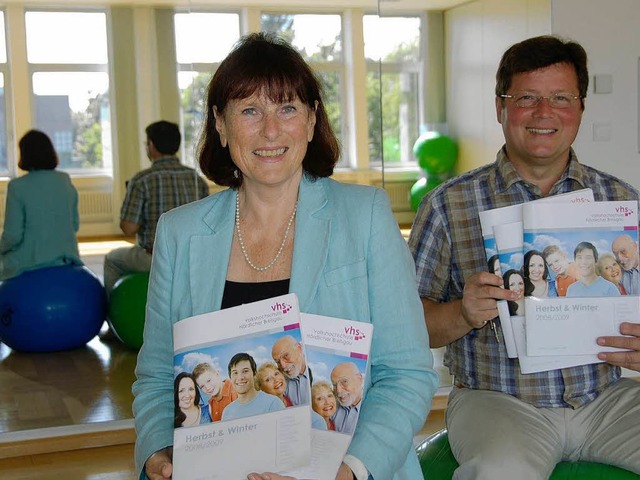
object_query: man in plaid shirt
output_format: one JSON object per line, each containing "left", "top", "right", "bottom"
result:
{"left": 104, "top": 121, "right": 209, "bottom": 296}
{"left": 409, "top": 36, "right": 640, "bottom": 479}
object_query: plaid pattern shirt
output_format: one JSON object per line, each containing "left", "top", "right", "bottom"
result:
{"left": 409, "top": 146, "right": 639, "bottom": 408}
{"left": 121, "top": 156, "right": 209, "bottom": 251}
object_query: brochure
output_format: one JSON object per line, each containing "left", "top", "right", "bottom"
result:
{"left": 523, "top": 200, "right": 639, "bottom": 356}
{"left": 283, "top": 313, "right": 373, "bottom": 480}
{"left": 479, "top": 189, "right": 594, "bottom": 368}
{"left": 172, "top": 293, "right": 311, "bottom": 480}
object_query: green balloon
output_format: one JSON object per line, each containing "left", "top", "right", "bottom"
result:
{"left": 413, "top": 132, "right": 458, "bottom": 175}
{"left": 107, "top": 272, "right": 150, "bottom": 349}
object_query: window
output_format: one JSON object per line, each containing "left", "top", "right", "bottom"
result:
{"left": 174, "top": 11, "right": 240, "bottom": 167}
{"left": 25, "top": 10, "right": 112, "bottom": 174}
{"left": 260, "top": 13, "right": 346, "bottom": 165}
{"left": 364, "top": 15, "right": 422, "bottom": 167}
{"left": 0, "top": 11, "right": 9, "bottom": 175}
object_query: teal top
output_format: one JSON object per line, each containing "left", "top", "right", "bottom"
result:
{"left": 0, "top": 169, "right": 82, "bottom": 280}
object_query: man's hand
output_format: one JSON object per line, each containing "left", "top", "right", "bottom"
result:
{"left": 597, "top": 322, "right": 640, "bottom": 371}
{"left": 422, "top": 271, "right": 518, "bottom": 347}
{"left": 460, "top": 272, "right": 517, "bottom": 329}
{"left": 145, "top": 447, "right": 173, "bottom": 480}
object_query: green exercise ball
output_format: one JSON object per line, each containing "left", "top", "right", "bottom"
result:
{"left": 413, "top": 132, "right": 458, "bottom": 175}
{"left": 416, "top": 429, "right": 639, "bottom": 480}
{"left": 410, "top": 178, "right": 429, "bottom": 212}
{"left": 410, "top": 175, "right": 447, "bottom": 212}
{"left": 107, "top": 272, "right": 150, "bottom": 349}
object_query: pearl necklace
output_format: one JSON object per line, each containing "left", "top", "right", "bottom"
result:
{"left": 235, "top": 193, "right": 298, "bottom": 272}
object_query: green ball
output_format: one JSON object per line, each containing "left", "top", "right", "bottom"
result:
{"left": 426, "top": 174, "right": 445, "bottom": 191}
{"left": 417, "top": 429, "right": 640, "bottom": 480}
{"left": 413, "top": 132, "right": 458, "bottom": 175}
{"left": 107, "top": 272, "right": 150, "bottom": 349}
{"left": 410, "top": 175, "right": 447, "bottom": 212}
{"left": 410, "top": 178, "right": 429, "bottom": 212}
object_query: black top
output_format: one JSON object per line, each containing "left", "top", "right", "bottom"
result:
{"left": 221, "top": 279, "right": 290, "bottom": 309}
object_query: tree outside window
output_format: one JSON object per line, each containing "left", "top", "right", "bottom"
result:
{"left": 174, "top": 11, "right": 240, "bottom": 169}
{"left": 364, "top": 15, "right": 422, "bottom": 167}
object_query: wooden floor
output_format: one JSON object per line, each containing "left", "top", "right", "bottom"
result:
{"left": 0, "top": 237, "right": 447, "bottom": 479}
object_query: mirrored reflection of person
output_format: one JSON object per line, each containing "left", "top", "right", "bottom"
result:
{"left": 502, "top": 269, "right": 525, "bottom": 316}
{"left": 612, "top": 234, "right": 640, "bottom": 294}
{"left": 566, "top": 242, "right": 620, "bottom": 297}
{"left": 542, "top": 244, "right": 578, "bottom": 296}
{"left": 0, "top": 130, "right": 82, "bottom": 280}
{"left": 133, "top": 32, "right": 437, "bottom": 480}
{"left": 330, "top": 362, "right": 364, "bottom": 435}
{"left": 311, "top": 381, "right": 337, "bottom": 431}
{"left": 271, "top": 335, "right": 311, "bottom": 406}
{"left": 597, "top": 253, "right": 627, "bottom": 295}
{"left": 192, "top": 362, "right": 237, "bottom": 422}
{"left": 174, "top": 372, "right": 212, "bottom": 428}
{"left": 256, "top": 361, "right": 293, "bottom": 407}
{"left": 524, "top": 249, "right": 557, "bottom": 298}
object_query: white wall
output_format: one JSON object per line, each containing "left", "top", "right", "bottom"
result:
{"left": 445, "top": 0, "right": 551, "bottom": 174}
{"left": 552, "top": 0, "right": 640, "bottom": 189}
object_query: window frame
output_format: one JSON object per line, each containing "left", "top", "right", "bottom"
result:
{"left": 364, "top": 13, "right": 425, "bottom": 169}
{"left": 0, "top": 9, "right": 13, "bottom": 177}
{"left": 259, "top": 11, "right": 349, "bottom": 167}
{"left": 25, "top": 7, "right": 113, "bottom": 177}
{"left": 173, "top": 8, "right": 242, "bottom": 168}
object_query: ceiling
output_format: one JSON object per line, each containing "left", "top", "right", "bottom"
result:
{"left": 5, "top": 0, "right": 472, "bottom": 11}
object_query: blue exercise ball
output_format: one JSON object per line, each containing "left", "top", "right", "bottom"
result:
{"left": 0, "top": 265, "right": 106, "bottom": 352}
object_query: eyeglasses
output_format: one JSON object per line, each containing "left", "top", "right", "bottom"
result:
{"left": 499, "top": 92, "right": 582, "bottom": 109}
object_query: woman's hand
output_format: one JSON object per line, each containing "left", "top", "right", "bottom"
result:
{"left": 246, "top": 462, "right": 354, "bottom": 480}
{"left": 247, "top": 473, "right": 296, "bottom": 480}
{"left": 335, "top": 462, "right": 356, "bottom": 480}
{"left": 145, "top": 447, "right": 173, "bottom": 480}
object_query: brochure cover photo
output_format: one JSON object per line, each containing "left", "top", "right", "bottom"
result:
{"left": 172, "top": 293, "right": 311, "bottom": 480}
{"left": 283, "top": 313, "right": 373, "bottom": 480}
{"left": 523, "top": 200, "right": 640, "bottom": 356}
{"left": 478, "top": 189, "right": 595, "bottom": 367}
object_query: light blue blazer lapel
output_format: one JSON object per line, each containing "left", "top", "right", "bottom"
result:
{"left": 189, "top": 189, "right": 236, "bottom": 315}
{"left": 290, "top": 177, "right": 332, "bottom": 310}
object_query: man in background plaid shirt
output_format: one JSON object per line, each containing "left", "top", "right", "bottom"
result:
{"left": 104, "top": 120, "right": 209, "bottom": 296}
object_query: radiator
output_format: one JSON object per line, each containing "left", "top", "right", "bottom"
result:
{"left": 78, "top": 190, "right": 113, "bottom": 222}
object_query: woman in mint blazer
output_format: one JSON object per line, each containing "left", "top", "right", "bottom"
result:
{"left": 133, "top": 33, "right": 438, "bottom": 480}
{"left": 0, "top": 130, "right": 81, "bottom": 280}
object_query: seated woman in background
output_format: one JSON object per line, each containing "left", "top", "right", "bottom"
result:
{"left": 0, "top": 130, "right": 82, "bottom": 280}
